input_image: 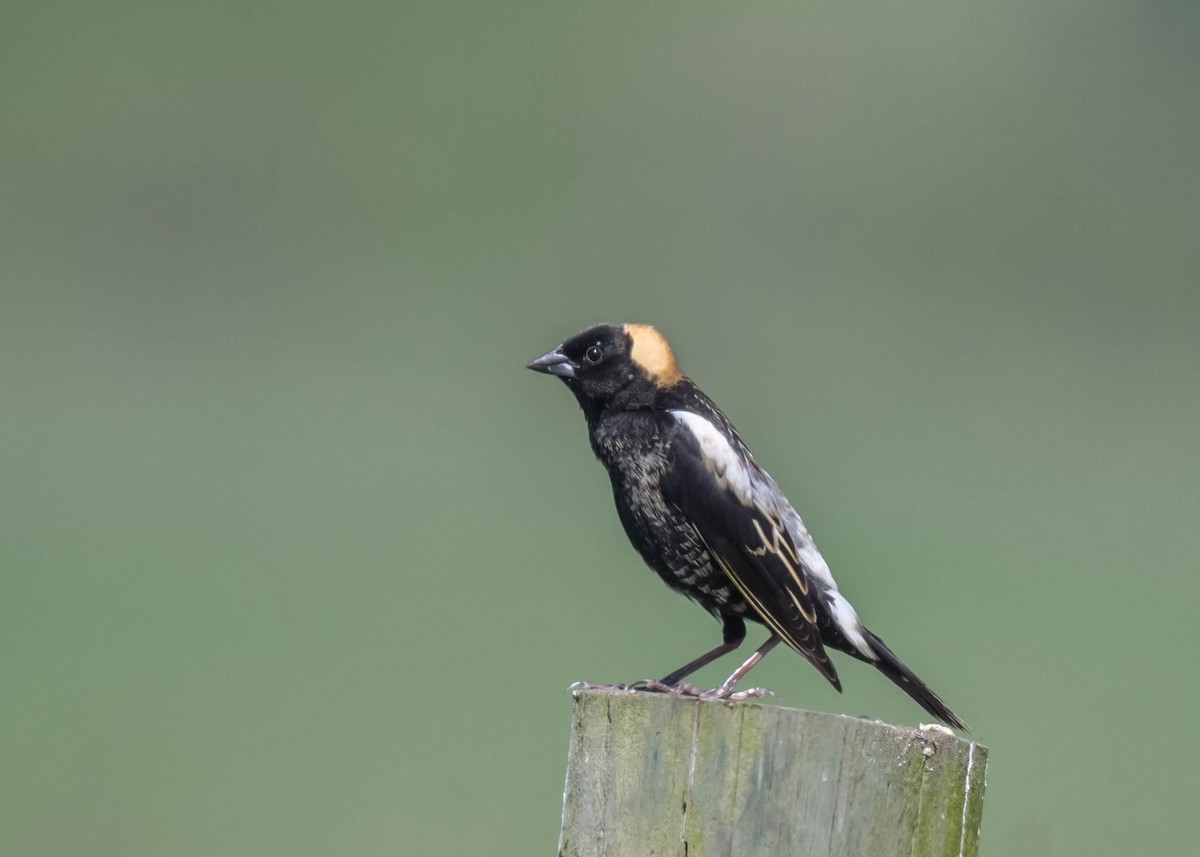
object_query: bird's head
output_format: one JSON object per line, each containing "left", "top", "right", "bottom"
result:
{"left": 526, "top": 323, "right": 683, "bottom": 411}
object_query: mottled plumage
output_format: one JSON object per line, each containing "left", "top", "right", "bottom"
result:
{"left": 527, "top": 323, "right": 966, "bottom": 729}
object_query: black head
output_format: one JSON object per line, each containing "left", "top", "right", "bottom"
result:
{"left": 526, "top": 323, "right": 684, "bottom": 413}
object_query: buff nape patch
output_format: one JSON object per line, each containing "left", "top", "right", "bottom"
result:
{"left": 624, "top": 323, "right": 683, "bottom": 387}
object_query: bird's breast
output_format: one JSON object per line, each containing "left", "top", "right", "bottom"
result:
{"left": 589, "top": 413, "right": 749, "bottom": 614}
{"left": 590, "top": 413, "right": 681, "bottom": 540}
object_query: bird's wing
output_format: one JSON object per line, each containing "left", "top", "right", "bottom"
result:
{"left": 662, "top": 410, "right": 841, "bottom": 690}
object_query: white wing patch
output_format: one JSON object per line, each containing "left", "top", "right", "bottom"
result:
{"left": 670, "top": 409, "right": 877, "bottom": 661}
{"left": 669, "top": 410, "right": 777, "bottom": 513}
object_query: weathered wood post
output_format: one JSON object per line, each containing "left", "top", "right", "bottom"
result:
{"left": 558, "top": 689, "right": 987, "bottom": 857}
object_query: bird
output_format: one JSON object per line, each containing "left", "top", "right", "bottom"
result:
{"left": 526, "top": 322, "right": 967, "bottom": 729}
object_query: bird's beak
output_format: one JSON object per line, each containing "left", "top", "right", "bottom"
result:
{"left": 526, "top": 347, "right": 576, "bottom": 378}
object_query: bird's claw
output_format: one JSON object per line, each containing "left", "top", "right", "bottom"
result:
{"left": 628, "top": 679, "right": 702, "bottom": 695}
{"left": 568, "top": 680, "right": 698, "bottom": 694}
{"left": 569, "top": 680, "right": 633, "bottom": 692}
{"left": 630, "top": 680, "right": 776, "bottom": 701}
{"left": 569, "top": 680, "right": 775, "bottom": 702}
{"left": 699, "top": 685, "right": 776, "bottom": 701}
{"left": 568, "top": 679, "right": 707, "bottom": 696}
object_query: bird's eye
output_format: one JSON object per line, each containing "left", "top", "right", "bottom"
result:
{"left": 585, "top": 345, "right": 603, "bottom": 364}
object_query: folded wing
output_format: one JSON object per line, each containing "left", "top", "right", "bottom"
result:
{"left": 663, "top": 410, "right": 841, "bottom": 690}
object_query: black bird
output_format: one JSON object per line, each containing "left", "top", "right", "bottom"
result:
{"left": 527, "top": 323, "right": 966, "bottom": 729}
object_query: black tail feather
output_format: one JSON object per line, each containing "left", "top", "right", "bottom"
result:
{"left": 861, "top": 628, "right": 968, "bottom": 731}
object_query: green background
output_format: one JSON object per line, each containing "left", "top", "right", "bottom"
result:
{"left": 3, "top": 2, "right": 1198, "bottom": 855}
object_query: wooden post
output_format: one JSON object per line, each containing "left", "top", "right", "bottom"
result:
{"left": 557, "top": 689, "right": 987, "bottom": 857}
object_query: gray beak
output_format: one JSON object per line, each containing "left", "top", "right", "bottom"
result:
{"left": 526, "top": 347, "right": 576, "bottom": 378}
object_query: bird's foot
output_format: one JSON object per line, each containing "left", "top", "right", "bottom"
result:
{"left": 569, "top": 680, "right": 774, "bottom": 701}
{"left": 569, "top": 680, "right": 633, "bottom": 692}
{"left": 698, "top": 685, "right": 777, "bottom": 701}
{"left": 628, "top": 679, "right": 703, "bottom": 695}
{"left": 568, "top": 680, "right": 703, "bottom": 695}
{"left": 635, "top": 681, "right": 777, "bottom": 700}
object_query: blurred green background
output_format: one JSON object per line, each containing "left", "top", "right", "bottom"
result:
{"left": 3, "top": 2, "right": 1198, "bottom": 855}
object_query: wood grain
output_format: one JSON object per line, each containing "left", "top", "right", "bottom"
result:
{"left": 558, "top": 689, "right": 987, "bottom": 857}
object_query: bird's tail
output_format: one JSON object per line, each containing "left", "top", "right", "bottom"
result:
{"left": 861, "top": 628, "right": 968, "bottom": 731}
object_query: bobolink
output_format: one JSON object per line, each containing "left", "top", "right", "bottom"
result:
{"left": 527, "top": 323, "right": 966, "bottom": 729}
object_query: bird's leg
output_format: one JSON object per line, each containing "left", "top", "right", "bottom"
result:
{"left": 628, "top": 615, "right": 745, "bottom": 696}
{"left": 701, "top": 635, "right": 781, "bottom": 700}
{"left": 657, "top": 615, "right": 746, "bottom": 687}
{"left": 654, "top": 642, "right": 739, "bottom": 687}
